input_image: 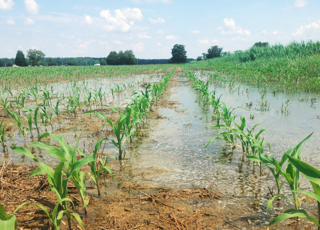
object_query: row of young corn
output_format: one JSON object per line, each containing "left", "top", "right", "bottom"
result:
{"left": 0, "top": 68, "right": 175, "bottom": 230}
{"left": 183, "top": 68, "right": 320, "bottom": 229}
{"left": 0, "top": 65, "right": 171, "bottom": 89}
{"left": 0, "top": 73, "right": 161, "bottom": 148}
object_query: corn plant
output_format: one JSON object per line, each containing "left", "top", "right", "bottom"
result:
{"left": 0, "top": 199, "right": 84, "bottom": 230}
{"left": 0, "top": 121, "right": 14, "bottom": 150}
{"left": 11, "top": 133, "right": 94, "bottom": 224}
{"left": 266, "top": 133, "right": 313, "bottom": 214}
{"left": 40, "top": 104, "right": 53, "bottom": 129}
{"left": 6, "top": 109, "right": 28, "bottom": 141}
{"left": 88, "top": 138, "right": 113, "bottom": 196}
{"left": 24, "top": 107, "right": 40, "bottom": 135}
{"left": 85, "top": 110, "right": 127, "bottom": 160}
{"left": 0, "top": 98, "right": 12, "bottom": 117}
{"left": 52, "top": 99, "right": 62, "bottom": 122}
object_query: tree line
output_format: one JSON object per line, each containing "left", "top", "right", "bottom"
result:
{"left": 0, "top": 47, "right": 194, "bottom": 67}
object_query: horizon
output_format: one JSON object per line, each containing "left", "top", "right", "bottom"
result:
{"left": 1, "top": 0, "right": 320, "bottom": 59}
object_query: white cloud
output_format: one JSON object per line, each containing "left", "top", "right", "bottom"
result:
{"left": 262, "top": 30, "right": 278, "bottom": 35}
{"left": 79, "top": 39, "right": 95, "bottom": 49}
{"left": 294, "top": 0, "right": 307, "bottom": 7}
{"left": 149, "top": 17, "right": 165, "bottom": 24}
{"left": 165, "top": 35, "right": 177, "bottom": 40}
{"left": 100, "top": 8, "right": 143, "bottom": 32}
{"left": 24, "top": 18, "right": 35, "bottom": 25}
{"left": 6, "top": 19, "right": 15, "bottom": 24}
{"left": 292, "top": 20, "right": 320, "bottom": 36}
{"left": 218, "top": 18, "right": 251, "bottom": 36}
{"left": 132, "top": 42, "right": 145, "bottom": 52}
{"left": 114, "top": 40, "right": 123, "bottom": 45}
{"left": 85, "top": 15, "right": 93, "bottom": 24}
{"left": 157, "top": 43, "right": 162, "bottom": 46}
{"left": 138, "top": 34, "right": 152, "bottom": 38}
{"left": 191, "top": 30, "right": 200, "bottom": 34}
{"left": 198, "top": 39, "right": 209, "bottom": 44}
{"left": 212, "top": 39, "right": 219, "bottom": 43}
{"left": 30, "top": 45, "right": 38, "bottom": 49}
{"left": 24, "top": 0, "right": 39, "bottom": 14}
{"left": 122, "top": 8, "right": 143, "bottom": 21}
{"left": 0, "top": 0, "right": 14, "bottom": 10}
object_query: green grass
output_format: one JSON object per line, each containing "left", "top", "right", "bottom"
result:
{"left": 188, "top": 41, "right": 320, "bottom": 92}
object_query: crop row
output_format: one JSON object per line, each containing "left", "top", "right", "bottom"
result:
{"left": 0, "top": 68, "right": 176, "bottom": 229}
{"left": 183, "top": 68, "right": 320, "bottom": 229}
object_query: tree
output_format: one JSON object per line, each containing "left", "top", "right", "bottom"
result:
{"left": 27, "top": 49, "right": 45, "bottom": 66}
{"left": 94, "top": 60, "right": 100, "bottom": 65}
{"left": 124, "top": 50, "right": 136, "bottom": 65}
{"left": 67, "top": 60, "right": 77, "bottom": 66}
{"left": 47, "top": 58, "right": 57, "bottom": 66}
{"left": 253, "top": 42, "right": 269, "bottom": 48}
{"left": 7, "top": 61, "right": 13, "bottom": 67}
{"left": 15, "top": 50, "right": 27, "bottom": 66}
{"left": 0, "top": 59, "right": 2, "bottom": 67}
{"left": 169, "top": 44, "right": 187, "bottom": 63}
{"left": 197, "top": 56, "right": 203, "bottom": 61}
{"left": 206, "top": 46, "right": 223, "bottom": 59}
{"left": 100, "top": 59, "right": 106, "bottom": 65}
{"left": 106, "top": 51, "right": 119, "bottom": 65}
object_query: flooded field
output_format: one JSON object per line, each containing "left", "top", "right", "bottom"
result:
{"left": 1, "top": 66, "right": 319, "bottom": 229}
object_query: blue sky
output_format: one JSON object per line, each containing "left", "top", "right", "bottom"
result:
{"left": 1, "top": 0, "right": 320, "bottom": 59}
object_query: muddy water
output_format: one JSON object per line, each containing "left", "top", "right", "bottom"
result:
{"left": 117, "top": 72, "right": 320, "bottom": 228}
{"left": 2, "top": 70, "right": 320, "bottom": 228}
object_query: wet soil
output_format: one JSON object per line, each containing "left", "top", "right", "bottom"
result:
{"left": 1, "top": 67, "right": 319, "bottom": 229}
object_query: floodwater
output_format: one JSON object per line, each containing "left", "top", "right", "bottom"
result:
{"left": 1, "top": 70, "right": 320, "bottom": 228}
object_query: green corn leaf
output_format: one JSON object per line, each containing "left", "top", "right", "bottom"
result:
{"left": 286, "top": 154, "right": 320, "bottom": 185}
{"left": 269, "top": 209, "right": 319, "bottom": 226}
{"left": 67, "top": 156, "right": 94, "bottom": 179}
{"left": 29, "top": 142, "right": 65, "bottom": 161}
{"left": 0, "top": 204, "right": 14, "bottom": 221}
{"left": 53, "top": 162, "right": 64, "bottom": 194}
{"left": 267, "top": 195, "right": 295, "bottom": 214}
{"left": 10, "top": 146, "right": 37, "bottom": 161}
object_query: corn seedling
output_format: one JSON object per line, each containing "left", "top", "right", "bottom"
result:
{"left": 11, "top": 133, "right": 94, "bottom": 224}
{"left": 85, "top": 109, "right": 127, "bottom": 160}
{"left": 0, "top": 121, "right": 14, "bottom": 150}
{"left": 88, "top": 138, "right": 113, "bottom": 196}
{"left": 0, "top": 199, "right": 84, "bottom": 230}
{"left": 266, "top": 133, "right": 313, "bottom": 215}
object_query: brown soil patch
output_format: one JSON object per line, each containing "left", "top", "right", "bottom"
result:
{"left": 175, "top": 66, "right": 182, "bottom": 73}
{"left": 153, "top": 69, "right": 163, "bottom": 74}
{"left": 0, "top": 162, "right": 226, "bottom": 230}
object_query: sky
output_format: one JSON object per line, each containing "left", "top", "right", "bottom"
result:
{"left": 0, "top": 0, "right": 320, "bottom": 59}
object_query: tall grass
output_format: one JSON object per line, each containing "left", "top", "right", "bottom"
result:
{"left": 188, "top": 40, "right": 320, "bottom": 92}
